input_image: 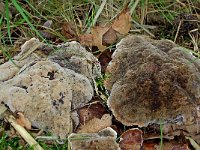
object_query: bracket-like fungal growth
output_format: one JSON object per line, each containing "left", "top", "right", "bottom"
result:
{"left": 105, "top": 35, "right": 200, "bottom": 128}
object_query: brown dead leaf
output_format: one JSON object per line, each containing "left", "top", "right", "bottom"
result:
{"left": 75, "top": 101, "right": 111, "bottom": 133}
{"left": 15, "top": 112, "right": 31, "bottom": 130}
{"left": 77, "top": 114, "right": 112, "bottom": 133}
{"left": 77, "top": 101, "right": 108, "bottom": 124}
{"left": 91, "top": 26, "right": 109, "bottom": 51}
{"left": 103, "top": 27, "right": 118, "bottom": 45}
{"left": 61, "top": 21, "right": 77, "bottom": 40}
{"left": 79, "top": 26, "right": 111, "bottom": 51}
{"left": 98, "top": 49, "right": 113, "bottom": 73}
{"left": 119, "top": 128, "right": 143, "bottom": 150}
{"left": 112, "top": 7, "right": 131, "bottom": 34}
{"left": 79, "top": 34, "right": 93, "bottom": 47}
{"left": 78, "top": 6, "right": 131, "bottom": 52}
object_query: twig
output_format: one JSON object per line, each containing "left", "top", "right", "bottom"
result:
{"left": 0, "top": 105, "right": 43, "bottom": 150}
{"left": 174, "top": 20, "right": 182, "bottom": 43}
{"left": 188, "top": 28, "right": 199, "bottom": 51}
{"left": 6, "top": 115, "right": 43, "bottom": 150}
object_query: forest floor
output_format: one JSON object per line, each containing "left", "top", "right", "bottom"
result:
{"left": 0, "top": 0, "right": 199, "bottom": 149}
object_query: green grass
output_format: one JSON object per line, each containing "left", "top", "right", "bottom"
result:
{"left": 0, "top": 129, "right": 67, "bottom": 150}
{"left": 11, "top": 0, "right": 43, "bottom": 40}
{"left": 5, "top": 0, "right": 12, "bottom": 45}
{"left": 0, "top": 132, "right": 24, "bottom": 150}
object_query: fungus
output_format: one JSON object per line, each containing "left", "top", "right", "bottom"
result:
{"left": 105, "top": 35, "right": 200, "bottom": 142}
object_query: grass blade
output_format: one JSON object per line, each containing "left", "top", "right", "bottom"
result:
{"left": 11, "top": 0, "right": 44, "bottom": 40}
{"left": 5, "top": 0, "right": 12, "bottom": 44}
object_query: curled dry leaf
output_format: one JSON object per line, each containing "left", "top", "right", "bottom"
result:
{"left": 75, "top": 101, "right": 112, "bottom": 133}
{"left": 112, "top": 7, "right": 131, "bottom": 34}
{"left": 79, "top": 6, "right": 131, "bottom": 52}
{"left": 40, "top": 20, "right": 56, "bottom": 40}
{"left": 77, "top": 101, "right": 108, "bottom": 124}
{"left": 43, "top": 20, "right": 52, "bottom": 28}
{"left": 103, "top": 27, "right": 118, "bottom": 45}
{"left": 119, "top": 128, "right": 143, "bottom": 150}
{"left": 77, "top": 114, "right": 112, "bottom": 133}
{"left": 79, "top": 26, "right": 109, "bottom": 51}
{"left": 98, "top": 49, "right": 113, "bottom": 73}
{"left": 79, "top": 34, "right": 93, "bottom": 47}
{"left": 15, "top": 112, "right": 32, "bottom": 130}
{"left": 91, "top": 26, "right": 109, "bottom": 51}
{"left": 61, "top": 21, "right": 77, "bottom": 40}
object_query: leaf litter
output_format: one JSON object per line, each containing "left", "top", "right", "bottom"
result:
{"left": 78, "top": 6, "right": 131, "bottom": 51}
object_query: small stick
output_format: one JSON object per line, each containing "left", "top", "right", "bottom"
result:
{"left": 5, "top": 115, "right": 43, "bottom": 150}
{"left": 0, "top": 105, "right": 43, "bottom": 149}
{"left": 174, "top": 20, "right": 182, "bottom": 43}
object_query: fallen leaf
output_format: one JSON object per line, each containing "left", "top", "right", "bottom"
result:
{"left": 91, "top": 26, "right": 109, "bottom": 51}
{"left": 43, "top": 20, "right": 53, "bottom": 28}
{"left": 61, "top": 21, "right": 77, "bottom": 40}
{"left": 103, "top": 27, "right": 118, "bottom": 45}
{"left": 98, "top": 49, "right": 113, "bottom": 73}
{"left": 77, "top": 114, "right": 112, "bottom": 133}
{"left": 112, "top": 7, "right": 131, "bottom": 34}
{"left": 77, "top": 101, "right": 108, "bottom": 124}
{"left": 78, "top": 5, "right": 132, "bottom": 52}
{"left": 75, "top": 101, "right": 111, "bottom": 133}
{"left": 119, "top": 128, "right": 143, "bottom": 150}
{"left": 79, "top": 34, "right": 93, "bottom": 47}
{"left": 79, "top": 26, "right": 110, "bottom": 51}
{"left": 15, "top": 112, "right": 32, "bottom": 130}
{"left": 40, "top": 20, "right": 56, "bottom": 40}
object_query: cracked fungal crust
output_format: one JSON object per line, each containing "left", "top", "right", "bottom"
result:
{"left": 105, "top": 35, "right": 200, "bottom": 127}
{"left": 0, "top": 39, "right": 100, "bottom": 138}
{"left": 0, "top": 60, "right": 93, "bottom": 138}
{"left": 48, "top": 41, "right": 101, "bottom": 85}
{"left": 68, "top": 127, "right": 120, "bottom": 150}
